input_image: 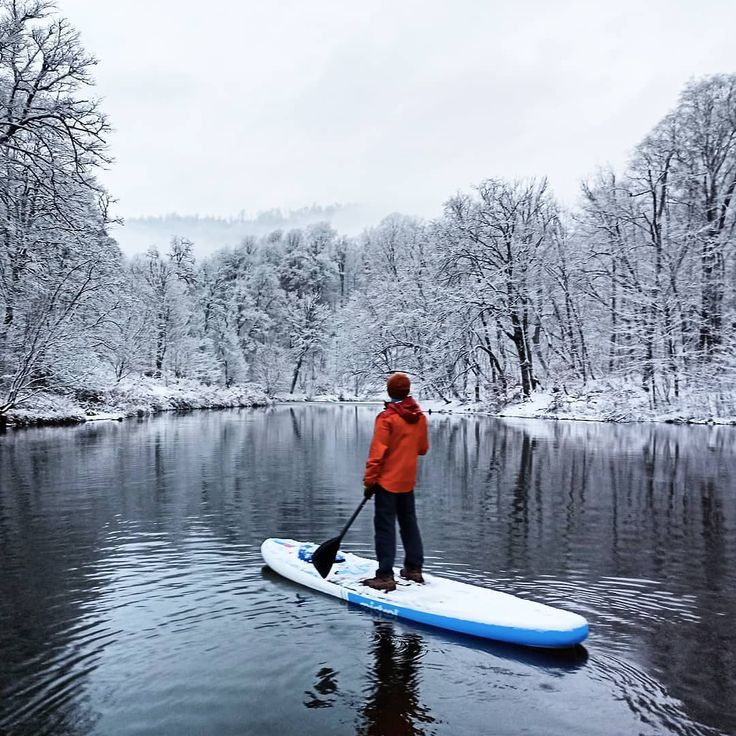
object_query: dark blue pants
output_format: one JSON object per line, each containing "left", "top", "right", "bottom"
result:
{"left": 374, "top": 486, "right": 424, "bottom": 576}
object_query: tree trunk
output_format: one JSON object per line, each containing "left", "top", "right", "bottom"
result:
{"left": 699, "top": 236, "right": 723, "bottom": 356}
{"left": 155, "top": 317, "right": 167, "bottom": 379}
{"left": 290, "top": 353, "right": 305, "bottom": 394}
{"left": 609, "top": 258, "right": 618, "bottom": 373}
{"left": 478, "top": 312, "right": 506, "bottom": 388}
{"left": 510, "top": 314, "right": 535, "bottom": 397}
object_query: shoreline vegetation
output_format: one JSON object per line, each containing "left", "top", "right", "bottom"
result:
{"left": 2, "top": 378, "right": 734, "bottom": 429}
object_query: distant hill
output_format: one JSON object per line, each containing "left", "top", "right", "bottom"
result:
{"left": 111, "top": 203, "right": 381, "bottom": 257}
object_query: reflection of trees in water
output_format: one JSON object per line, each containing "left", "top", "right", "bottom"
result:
{"left": 426, "top": 415, "right": 736, "bottom": 735}
{"left": 357, "top": 621, "right": 435, "bottom": 736}
{"left": 3, "top": 407, "right": 736, "bottom": 734}
{"left": 0, "top": 425, "right": 117, "bottom": 735}
{"left": 0, "top": 406, "right": 380, "bottom": 734}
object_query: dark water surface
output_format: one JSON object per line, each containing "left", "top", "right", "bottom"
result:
{"left": 1, "top": 406, "right": 735, "bottom": 736}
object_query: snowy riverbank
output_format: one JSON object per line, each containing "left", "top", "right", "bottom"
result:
{"left": 3, "top": 379, "right": 735, "bottom": 429}
{"left": 1, "top": 377, "right": 270, "bottom": 428}
{"left": 422, "top": 382, "right": 736, "bottom": 425}
{"left": 262, "top": 384, "right": 736, "bottom": 425}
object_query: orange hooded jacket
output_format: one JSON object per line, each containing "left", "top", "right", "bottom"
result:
{"left": 363, "top": 397, "right": 429, "bottom": 493}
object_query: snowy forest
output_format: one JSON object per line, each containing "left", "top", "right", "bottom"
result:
{"left": 1, "top": 1, "right": 735, "bottom": 424}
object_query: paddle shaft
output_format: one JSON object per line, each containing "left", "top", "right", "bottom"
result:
{"left": 337, "top": 496, "right": 370, "bottom": 540}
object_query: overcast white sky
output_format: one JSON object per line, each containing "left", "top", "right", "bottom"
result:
{"left": 62, "top": 0, "right": 736, "bottom": 222}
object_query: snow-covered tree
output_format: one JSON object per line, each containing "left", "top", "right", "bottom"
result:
{"left": 442, "top": 179, "right": 557, "bottom": 397}
{"left": 0, "top": 0, "right": 119, "bottom": 417}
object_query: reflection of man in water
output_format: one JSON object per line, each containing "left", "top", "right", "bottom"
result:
{"left": 358, "top": 621, "right": 435, "bottom": 736}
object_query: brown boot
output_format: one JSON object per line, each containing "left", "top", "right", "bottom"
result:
{"left": 400, "top": 567, "right": 424, "bottom": 584}
{"left": 361, "top": 574, "right": 397, "bottom": 592}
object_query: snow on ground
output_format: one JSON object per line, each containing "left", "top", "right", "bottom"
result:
{"left": 4, "top": 393, "right": 90, "bottom": 426}
{"left": 273, "top": 392, "right": 384, "bottom": 404}
{"left": 3, "top": 377, "right": 269, "bottom": 427}
{"left": 420, "top": 381, "right": 736, "bottom": 425}
{"left": 111, "top": 376, "right": 269, "bottom": 415}
{"left": 4, "top": 379, "right": 735, "bottom": 428}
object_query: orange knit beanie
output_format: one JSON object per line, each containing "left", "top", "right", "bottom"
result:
{"left": 387, "top": 372, "right": 411, "bottom": 400}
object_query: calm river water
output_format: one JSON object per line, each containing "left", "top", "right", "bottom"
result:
{"left": 0, "top": 405, "right": 734, "bottom": 736}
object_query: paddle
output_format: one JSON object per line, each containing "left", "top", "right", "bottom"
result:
{"left": 312, "top": 496, "right": 370, "bottom": 578}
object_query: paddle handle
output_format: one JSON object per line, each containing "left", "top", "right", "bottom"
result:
{"left": 338, "top": 496, "right": 370, "bottom": 540}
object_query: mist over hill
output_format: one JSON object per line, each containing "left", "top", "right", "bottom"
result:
{"left": 112, "top": 203, "right": 382, "bottom": 257}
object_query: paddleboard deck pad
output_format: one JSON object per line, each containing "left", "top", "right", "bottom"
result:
{"left": 261, "top": 538, "right": 588, "bottom": 648}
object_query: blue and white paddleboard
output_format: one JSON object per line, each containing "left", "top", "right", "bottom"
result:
{"left": 261, "top": 538, "right": 588, "bottom": 648}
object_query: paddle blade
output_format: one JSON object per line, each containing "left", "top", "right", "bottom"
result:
{"left": 312, "top": 536, "right": 341, "bottom": 578}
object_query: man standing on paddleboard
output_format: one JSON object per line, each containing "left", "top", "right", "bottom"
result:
{"left": 362, "top": 372, "right": 429, "bottom": 592}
